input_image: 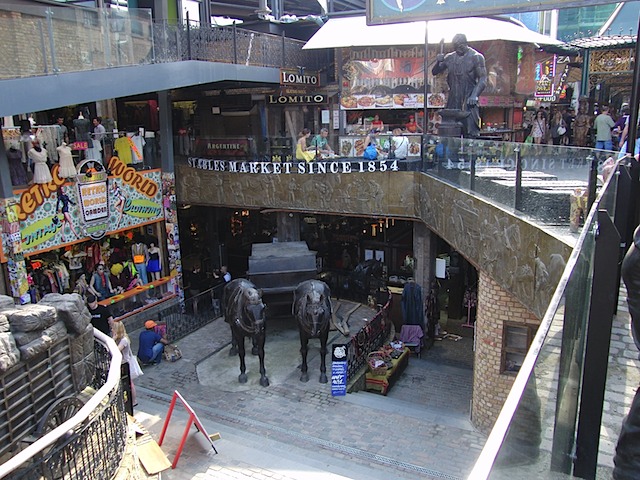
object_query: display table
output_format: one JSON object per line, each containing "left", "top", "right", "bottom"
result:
{"left": 99, "top": 275, "right": 176, "bottom": 321}
{"left": 365, "top": 347, "right": 409, "bottom": 395}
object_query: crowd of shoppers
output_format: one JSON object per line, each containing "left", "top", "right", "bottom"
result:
{"left": 523, "top": 102, "right": 633, "bottom": 153}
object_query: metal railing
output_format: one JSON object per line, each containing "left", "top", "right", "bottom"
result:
{"left": 181, "top": 133, "right": 620, "bottom": 237}
{"left": 0, "top": 330, "right": 127, "bottom": 479}
{"left": 0, "top": 5, "right": 323, "bottom": 80}
{"left": 469, "top": 158, "right": 625, "bottom": 479}
{"left": 158, "top": 284, "right": 225, "bottom": 343}
{"left": 346, "top": 295, "right": 392, "bottom": 380}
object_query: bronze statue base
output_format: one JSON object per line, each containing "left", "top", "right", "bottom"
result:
{"left": 438, "top": 109, "right": 470, "bottom": 138}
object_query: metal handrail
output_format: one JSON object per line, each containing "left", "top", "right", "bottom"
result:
{"left": 0, "top": 330, "right": 124, "bottom": 478}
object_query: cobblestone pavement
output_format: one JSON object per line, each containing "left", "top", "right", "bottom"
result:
{"left": 126, "top": 292, "right": 638, "bottom": 479}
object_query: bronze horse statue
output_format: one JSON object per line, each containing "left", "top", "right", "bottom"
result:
{"left": 293, "top": 280, "right": 332, "bottom": 383}
{"left": 223, "top": 279, "right": 269, "bottom": 387}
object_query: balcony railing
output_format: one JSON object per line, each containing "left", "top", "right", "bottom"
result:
{"left": 0, "top": 330, "right": 127, "bottom": 479}
{"left": 0, "top": 5, "right": 323, "bottom": 80}
{"left": 470, "top": 157, "right": 627, "bottom": 479}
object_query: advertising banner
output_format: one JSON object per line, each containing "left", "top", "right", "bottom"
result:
{"left": 15, "top": 158, "right": 163, "bottom": 255}
{"left": 367, "top": 0, "right": 616, "bottom": 24}
{"left": 341, "top": 57, "right": 425, "bottom": 110}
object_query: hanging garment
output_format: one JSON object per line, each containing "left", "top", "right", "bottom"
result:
{"left": 29, "top": 147, "right": 52, "bottom": 184}
{"left": 57, "top": 144, "right": 76, "bottom": 178}
{"left": 401, "top": 280, "right": 424, "bottom": 328}
{"left": 114, "top": 136, "right": 133, "bottom": 164}
{"left": 130, "top": 135, "right": 145, "bottom": 164}
{"left": 7, "top": 147, "right": 28, "bottom": 185}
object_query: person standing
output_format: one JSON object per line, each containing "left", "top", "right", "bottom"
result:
{"left": 187, "top": 263, "right": 206, "bottom": 315}
{"left": 531, "top": 110, "right": 547, "bottom": 145}
{"left": 89, "top": 264, "right": 115, "bottom": 300}
{"left": 562, "top": 107, "right": 576, "bottom": 145}
{"left": 89, "top": 117, "right": 106, "bottom": 160}
{"left": 613, "top": 104, "right": 629, "bottom": 148}
{"left": 594, "top": 105, "right": 615, "bottom": 151}
{"left": 391, "top": 128, "right": 409, "bottom": 160}
{"left": 112, "top": 321, "right": 143, "bottom": 407}
{"left": 137, "top": 320, "right": 168, "bottom": 365}
{"left": 550, "top": 111, "right": 567, "bottom": 146}
{"left": 86, "top": 293, "right": 114, "bottom": 335}
{"left": 56, "top": 116, "right": 69, "bottom": 146}
{"left": 431, "top": 33, "right": 487, "bottom": 137}
{"left": 214, "top": 265, "right": 231, "bottom": 284}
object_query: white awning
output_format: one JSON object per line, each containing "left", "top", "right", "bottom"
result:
{"left": 303, "top": 16, "right": 564, "bottom": 49}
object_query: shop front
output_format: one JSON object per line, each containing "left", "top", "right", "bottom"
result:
{"left": 2, "top": 156, "right": 176, "bottom": 321}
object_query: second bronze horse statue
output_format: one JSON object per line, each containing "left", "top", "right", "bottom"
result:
{"left": 293, "top": 280, "right": 332, "bottom": 383}
{"left": 224, "top": 279, "right": 269, "bottom": 387}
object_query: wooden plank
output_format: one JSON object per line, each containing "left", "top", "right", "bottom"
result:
{"left": 137, "top": 436, "right": 172, "bottom": 475}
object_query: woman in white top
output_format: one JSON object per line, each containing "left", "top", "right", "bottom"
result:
{"left": 391, "top": 128, "right": 409, "bottom": 160}
{"left": 112, "top": 321, "right": 143, "bottom": 407}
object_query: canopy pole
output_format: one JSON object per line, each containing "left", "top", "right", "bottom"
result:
{"left": 424, "top": 22, "right": 429, "bottom": 138}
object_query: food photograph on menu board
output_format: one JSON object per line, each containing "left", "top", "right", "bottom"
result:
{"left": 427, "top": 93, "right": 446, "bottom": 108}
{"left": 341, "top": 57, "right": 425, "bottom": 110}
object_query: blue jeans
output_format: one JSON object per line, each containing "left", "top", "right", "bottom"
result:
{"left": 596, "top": 140, "right": 613, "bottom": 151}
{"left": 150, "top": 343, "right": 164, "bottom": 364}
{"left": 135, "top": 262, "right": 148, "bottom": 285}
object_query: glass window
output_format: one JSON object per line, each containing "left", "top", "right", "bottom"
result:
{"left": 502, "top": 322, "right": 535, "bottom": 374}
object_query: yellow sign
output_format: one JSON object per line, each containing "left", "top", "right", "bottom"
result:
{"left": 21, "top": 215, "right": 63, "bottom": 250}
{"left": 123, "top": 198, "right": 163, "bottom": 219}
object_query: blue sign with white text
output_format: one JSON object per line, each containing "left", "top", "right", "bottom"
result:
{"left": 331, "top": 344, "right": 349, "bottom": 397}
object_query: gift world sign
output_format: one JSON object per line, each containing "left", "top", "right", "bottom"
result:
{"left": 367, "top": 0, "right": 619, "bottom": 24}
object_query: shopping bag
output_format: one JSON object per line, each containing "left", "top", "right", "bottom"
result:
{"left": 363, "top": 144, "right": 378, "bottom": 160}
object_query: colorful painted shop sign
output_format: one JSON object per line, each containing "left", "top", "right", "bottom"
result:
{"left": 16, "top": 158, "right": 163, "bottom": 255}
{"left": 76, "top": 159, "right": 110, "bottom": 239}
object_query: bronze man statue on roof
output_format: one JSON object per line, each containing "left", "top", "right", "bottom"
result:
{"left": 431, "top": 33, "right": 487, "bottom": 137}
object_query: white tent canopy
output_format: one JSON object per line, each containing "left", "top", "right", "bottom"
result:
{"left": 303, "top": 15, "right": 564, "bottom": 49}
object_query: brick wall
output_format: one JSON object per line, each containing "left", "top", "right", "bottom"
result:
{"left": 0, "top": 9, "right": 151, "bottom": 80}
{"left": 472, "top": 271, "right": 541, "bottom": 433}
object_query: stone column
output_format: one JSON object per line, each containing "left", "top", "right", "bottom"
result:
{"left": 412, "top": 221, "right": 436, "bottom": 292}
{"left": 472, "top": 271, "right": 541, "bottom": 433}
